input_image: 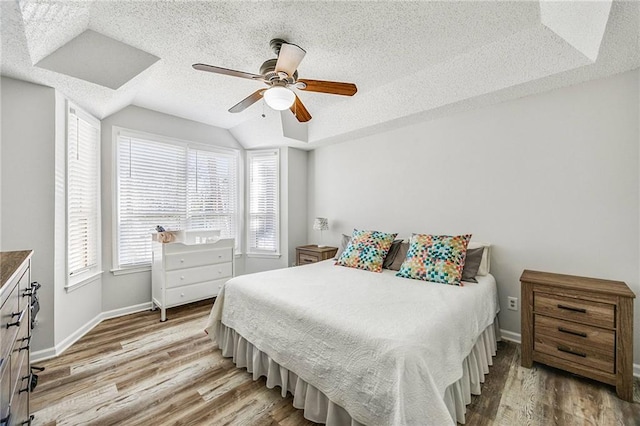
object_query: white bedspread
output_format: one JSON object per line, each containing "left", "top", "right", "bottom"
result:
{"left": 206, "top": 260, "right": 499, "bottom": 425}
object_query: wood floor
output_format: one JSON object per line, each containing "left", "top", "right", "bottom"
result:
{"left": 31, "top": 299, "right": 640, "bottom": 426}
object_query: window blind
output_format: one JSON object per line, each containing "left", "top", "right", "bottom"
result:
{"left": 187, "top": 149, "right": 238, "bottom": 239}
{"left": 248, "top": 150, "right": 279, "bottom": 253}
{"left": 67, "top": 106, "right": 100, "bottom": 277}
{"left": 116, "top": 131, "right": 239, "bottom": 268}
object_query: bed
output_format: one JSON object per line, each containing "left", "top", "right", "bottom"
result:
{"left": 205, "top": 258, "right": 500, "bottom": 425}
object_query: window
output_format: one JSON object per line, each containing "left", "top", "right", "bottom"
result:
{"left": 247, "top": 149, "right": 279, "bottom": 255}
{"left": 115, "top": 129, "right": 239, "bottom": 269}
{"left": 67, "top": 103, "right": 101, "bottom": 287}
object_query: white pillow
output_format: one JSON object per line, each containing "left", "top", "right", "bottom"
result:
{"left": 468, "top": 242, "right": 491, "bottom": 275}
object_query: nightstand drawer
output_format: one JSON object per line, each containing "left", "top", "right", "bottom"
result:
{"left": 298, "top": 253, "right": 320, "bottom": 264}
{"left": 534, "top": 292, "right": 614, "bottom": 329}
{"left": 295, "top": 245, "right": 338, "bottom": 266}
{"left": 534, "top": 333, "right": 614, "bottom": 374}
{"left": 534, "top": 315, "right": 615, "bottom": 349}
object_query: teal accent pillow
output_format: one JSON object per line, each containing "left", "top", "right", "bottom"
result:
{"left": 396, "top": 234, "right": 472, "bottom": 285}
{"left": 335, "top": 229, "right": 398, "bottom": 272}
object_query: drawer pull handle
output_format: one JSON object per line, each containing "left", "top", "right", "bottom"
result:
{"left": 19, "top": 415, "right": 34, "bottom": 426}
{"left": 557, "top": 304, "right": 586, "bottom": 313}
{"left": 557, "top": 345, "right": 586, "bottom": 358}
{"left": 19, "top": 373, "right": 32, "bottom": 393}
{"left": 180, "top": 259, "right": 184, "bottom": 263}
{"left": 6, "top": 308, "right": 26, "bottom": 329}
{"left": 19, "top": 335, "right": 31, "bottom": 351}
{"left": 558, "top": 327, "right": 587, "bottom": 338}
{"left": 180, "top": 276, "right": 185, "bottom": 280}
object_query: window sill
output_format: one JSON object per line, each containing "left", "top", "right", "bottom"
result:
{"left": 111, "top": 265, "right": 151, "bottom": 276}
{"left": 66, "top": 271, "right": 103, "bottom": 293}
{"left": 246, "top": 252, "right": 281, "bottom": 259}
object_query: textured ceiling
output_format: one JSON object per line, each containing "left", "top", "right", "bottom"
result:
{"left": 1, "top": 1, "right": 638, "bottom": 150}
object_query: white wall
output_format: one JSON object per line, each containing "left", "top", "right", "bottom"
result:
{"left": 308, "top": 69, "right": 640, "bottom": 364}
{"left": 100, "top": 105, "right": 243, "bottom": 312}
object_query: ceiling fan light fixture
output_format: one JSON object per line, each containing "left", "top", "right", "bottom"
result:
{"left": 263, "top": 86, "right": 295, "bottom": 110}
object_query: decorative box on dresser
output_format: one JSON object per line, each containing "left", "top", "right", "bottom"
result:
{"left": 152, "top": 238, "right": 234, "bottom": 322}
{"left": 520, "top": 269, "right": 635, "bottom": 401}
{"left": 295, "top": 245, "right": 338, "bottom": 266}
{"left": 1, "top": 250, "right": 33, "bottom": 426}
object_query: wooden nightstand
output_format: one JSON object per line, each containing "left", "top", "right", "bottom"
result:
{"left": 520, "top": 269, "right": 635, "bottom": 401}
{"left": 296, "top": 245, "right": 338, "bottom": 266}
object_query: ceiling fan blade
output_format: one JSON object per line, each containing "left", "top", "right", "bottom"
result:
{"left": 275, "top": 43, "right": 306, "bottom": 78}
{"left": 229, "top": 89, "right": 265, "bottom": 113}
{"left": 193, "top": 63, "right": 264, "bottom": 81}
{"left": 289, "top": 94, "right": 312, "bottom": 122}
{"left": 297, "top": 79, "right": 357, "bottom": 96}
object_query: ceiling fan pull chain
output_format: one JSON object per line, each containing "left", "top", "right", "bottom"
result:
{"left": 262, "top": 99, "right": 266, "bottom": 118}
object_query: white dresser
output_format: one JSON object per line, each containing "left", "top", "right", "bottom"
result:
{"left": 151, "top": 238, "right": 234, "bottom": 321}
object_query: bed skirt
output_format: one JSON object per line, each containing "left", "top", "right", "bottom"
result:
{"left": 216, "top": 318, "right": 500, "bottom": 425}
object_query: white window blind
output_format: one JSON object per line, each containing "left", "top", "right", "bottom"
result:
{"left": 67, "top": 104, "right": 101, "bottom": 280}
{"left": 187, "top": 149, "right": 238, "bottom": 238}
{"left": 247, "top": 150, "right": 279, "bottom": 254}
{"left": 116, "top": 131, "right": 239, "bottom": 269}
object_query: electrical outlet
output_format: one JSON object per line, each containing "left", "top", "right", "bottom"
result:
{"left": 507, "top": 297, "right": 518, "bottom": 311}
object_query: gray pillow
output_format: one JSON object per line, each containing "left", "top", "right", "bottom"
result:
{"left": 461, "top": 247, "right": 485, "bottom": 283}
{"left": 334, "top": 234, "right": 351, "bottom": 259}
{"left": 388, "top": 242, "right": 409, "bottom": 271}
{"left": 382, "top": 240, "right": 403, "bottom": 269}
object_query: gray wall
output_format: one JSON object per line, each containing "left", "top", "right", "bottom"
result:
{"left": 1, "top": 77, "right": 57, "bottom": 351}
{"left": 1, "top": 77, "right": 103, "bottom": 354}
{"left": 100, "top": 105, "right": 243, "bottom": 312}
{"left": 307, "top": 69, "right": 640, "bottom": 364}
{"left": 287, "top": 148, "right": 308, "bottom": 265}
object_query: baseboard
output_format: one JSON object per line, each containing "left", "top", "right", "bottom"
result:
{"left": 500, "top": 329, "right": 640, "bottom": 379}
{"left": 30, "top": 302, "right": 154, "bottom": 364}
{"left": 101, "top": 301, "right": 153, "bottom": 321}
{"left": 29, "top": 346, "right": 57, "bottom": 364}
{"left": 499, "top": 329, "right": 521, "bottom": 344}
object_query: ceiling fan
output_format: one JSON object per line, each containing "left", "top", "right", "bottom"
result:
{"left": 192, "top": 39, "right": 357, "bottom": 123}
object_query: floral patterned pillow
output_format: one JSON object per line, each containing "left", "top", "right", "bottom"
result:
{"left": 335, "top": 229, "right": 398, "bottom": 272}
{"left": 396, "top": 234, "right": 472, "bottom": 285}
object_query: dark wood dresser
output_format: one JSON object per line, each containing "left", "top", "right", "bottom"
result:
{"left": 1, "top": 251, "right": 33, "bottom": 426}
{"left": 520, "top": 269, "right": 635, "bottom": 401}
{"left": 295, "top": 245, "right": 338, "bottom": 266}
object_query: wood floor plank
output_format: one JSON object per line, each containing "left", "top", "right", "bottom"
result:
{"left": 30, "top": 299, "right": 640, "bottom": 426}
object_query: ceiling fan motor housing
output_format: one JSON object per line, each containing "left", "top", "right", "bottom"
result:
{"left": 260, "top": 58, "right": 297, "bottom": 84}
{"left": 269, "top": 38, "right": 287, "bottom": 55}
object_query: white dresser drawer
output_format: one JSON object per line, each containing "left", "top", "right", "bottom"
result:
{"left": 164, "top": 248, "right": 232, "bottom": 270}
{"left": 152, "top": 238, "right": 234, "bottom": 321}
{"left": 165, "top": 280, "right": 225, "bottom": 306}
{"left": 165, "top": 263, "right": 232, "bottom": 288}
